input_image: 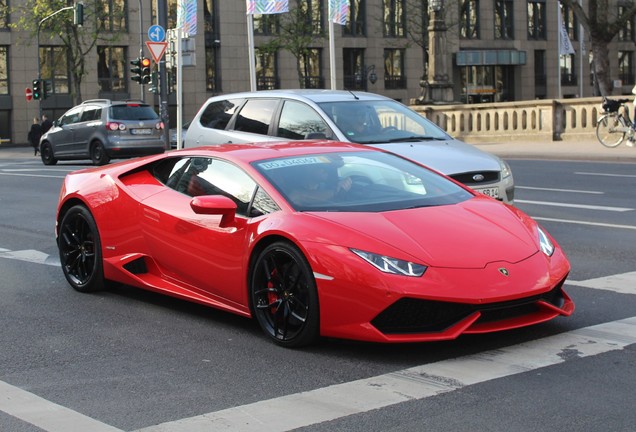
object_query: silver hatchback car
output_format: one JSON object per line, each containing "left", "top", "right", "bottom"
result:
{"left": 40, "top": 99, "right": 166, "bottom": 166}
{"left": 184, "top": 90, "right": 514, "bottom": 203}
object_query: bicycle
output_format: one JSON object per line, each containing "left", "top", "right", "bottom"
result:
{"left": 595, "top": 97, "right": 635, "bottom": 148}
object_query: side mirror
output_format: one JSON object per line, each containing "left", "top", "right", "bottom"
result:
{"left": 190, "top": 195, "right": 237, "bottom": 227}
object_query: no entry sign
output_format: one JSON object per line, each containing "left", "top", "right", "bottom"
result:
{"left": 25, "top": 87, "right": 33, "bottom": 101}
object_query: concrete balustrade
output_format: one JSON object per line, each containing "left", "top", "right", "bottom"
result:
{"left": 410, "top": 97, "right": 616, "bottom": 143}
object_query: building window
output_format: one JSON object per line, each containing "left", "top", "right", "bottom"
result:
{"left": 384, "top": 49, "right": 406, "bottom": 89}
{"left": 495, "top": 0, "right": 513, "bottom": 40}
{"left": 1, "top": 0, "right": 8, "bottom": 29}
{"left": 383, "top": 0, "right": 405, "bottom": 37}
{"left": 40, "top": 46, "right": 70, "bottom": 95}
{"left": 560, "top": 54, "right": 577, "bottom": 85}
{"left": 204, "top": 0, "right": 219, "bottom": 92}
{"left": 619, "top": 5, "right": 635, "bottom": 42}
{"left": 343, "top": 48, "right": 365, "bottom": 90}
{"left": 528, "top": 0, "right": 546, "bottom": 40}
{"left": 204, "top": 0, "right": 216, "bottom": 33}
{"left": 561, "top": 3, "right": 577, "bottom": 41}
{"left": 98, "top": 0, "right": 127, "bottom": 32}
{"left": 300, "top": 48, "right": 324, "bottom": 88}
{"left": 97, "top": 46, "right": 126, "bottom": 93}
{"left": 345, "top": 0, "right": 366, "bottom": 36}
{"left": 619, "top": 51, "right": 634, "bottom": 84}
{"left": 460, "top": 0, "right": 479, "bottom": 39}
{"left": 256, "top": 49, "right": 279, "bottom": 90}
{"left": 205, "top": 46, "right": 219, "bottom": 93}
{"left": 534, "top": 49, "right": 546, "bottom": 86}
{"left": 254, "top": 14, "right": 279, "bottom": 35}
{"left": 0, "top": 46, "right": 7, "bottom": 95}
{"left": 299, "top": 0, "right": 323, "bottom": 35}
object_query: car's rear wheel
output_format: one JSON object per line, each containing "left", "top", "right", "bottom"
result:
{"left": 40, "top": 142, "right": 58, "bottom": 165}
{"left": 58, "top": 205, "right": 106, "bottom": 293}
{"left": 90, "top": 141, "right": 110, "bottom": 165}
{"left": 250, "top": 241, "right": 319, "bottom": 348}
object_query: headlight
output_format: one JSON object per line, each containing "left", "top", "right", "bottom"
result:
{"left": 537, "top": 227, "right": 554, "bottom": 256}
{"left": 351, "top": 248, "right": 427, "bottom": 277}
{"left": 498, "top": 158, "right": 512, "bottom": 179}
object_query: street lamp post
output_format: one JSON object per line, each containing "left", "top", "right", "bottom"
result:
{"left": 424, "top": 0, "right": 454, "bottom": 104}
{"left": 355, "top": 64, "right": 377, "bottom": 91}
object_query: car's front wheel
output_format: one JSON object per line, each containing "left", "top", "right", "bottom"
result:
{"left": 40, "top": 142, "right": 58, "bottom": 165}
{"left": 90, "top": 141, "right": 110, "bottom": 165}
{"left": 250, "top": 241, "right": 319, "bottom": 348}
{"left": 58, "top": 205, "right": 106, "bottom": 293}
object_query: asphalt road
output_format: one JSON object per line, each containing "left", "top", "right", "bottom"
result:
{"left": 0, "top": 151, "right": 635, "bottom": 432}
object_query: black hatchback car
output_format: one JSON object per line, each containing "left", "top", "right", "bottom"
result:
{"left": 40, "top": 99, "right": 166, "bottom": 165}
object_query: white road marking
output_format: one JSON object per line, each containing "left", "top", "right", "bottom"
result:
{"left": 517, "top": 186, "right": 603, "bottom": 194}
{"left": 533, "top": 216, "right": 636, "bottom": 231}
{"left": 575, "top": 172, "right": 636, "bottom": 178}
{"left": 0, "top": 249, "right": 60, "bottom": 266}
{"left": 0, "top": 381, "right": 124, "bottom": 432}
{"left": 568, "top": 271, "right": 636, "bottom": 294}
{"left": 516, "top": 199, "right": 633, "bottom": 212}
{"left": 135, "top": 317, "right": 636, "bottom": 432}
{"left": 0, "top": 172, "right": 66, "bottom": 179}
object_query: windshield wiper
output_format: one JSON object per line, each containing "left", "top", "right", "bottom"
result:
{"left": 383, "top": 135, "right": 446, "bottom": 143}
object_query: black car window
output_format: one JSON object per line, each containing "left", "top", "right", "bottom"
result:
{"left": 199, "top": 98, "right": 244, "bottom": 130}
{"left": 80, "top": 107, "right": 101, "bottom": 122}
{"left": 233, "top": 99, "right": 277, "bottom": 135}
{"left": 110, "top": 104, "right": 159, "bottom": 121}
{"left": 156, "top": 157, "right": 275, "bottom": 217}
{"left": 276, "top": 100, "right": 330, "bottom": 140}
{"left": 59, "top": 107, "right": 83, "bottom": 126}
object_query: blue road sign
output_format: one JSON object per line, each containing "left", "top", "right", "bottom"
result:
{"left": 148, "top": 25, "right": 165, "bottom": 42}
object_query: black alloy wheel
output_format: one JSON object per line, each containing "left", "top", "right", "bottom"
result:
{"left": 58, "top": 205, "right": 105, "bottom": 293}
{"left": 91, "top": 141, "right": 110, "bottom": 165}
{"left": 250, "top": 242, "right": 319, "bottom": 348}
{"left": 40, "top": 142, "right": 58, "bottom": 165}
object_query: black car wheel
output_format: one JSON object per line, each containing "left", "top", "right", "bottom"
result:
{"left": 58, "top": 205, "right": 106, "bottom": 293}
{"left": 250, "top": 241, "right": 319, "bottom": 348}
{"left": 90, "top": 141, "right": 110, "bottom": 166}
{"left": 40, "top": 142, "right": 58, "bottom": 165}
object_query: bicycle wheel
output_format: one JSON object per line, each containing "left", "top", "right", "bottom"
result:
{"left": 596, "top": 113, "right": 625, "bottom": 148}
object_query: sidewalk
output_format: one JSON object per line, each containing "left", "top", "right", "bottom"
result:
{"left": 2, "top": 139, "right": 636, "bottom": 162}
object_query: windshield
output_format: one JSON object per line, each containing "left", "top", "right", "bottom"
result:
{"left": 318, "top": 100, "right": 449, "bottom": 144}
{"left": 252, "top": 151, "right": 473, "bottom": 212}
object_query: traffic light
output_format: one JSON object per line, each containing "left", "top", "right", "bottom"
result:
{"left": 131, "top": 57, "right": 152, "bottom": 85}
{"left": 32, "top": 79, "right": 43, "bottom": 100}
{"left": 141, "top": 57, "right": 152, "bottom": 84}
{"left": 74, "top": 2, "right": 84, "bottom": 26}
{"left": 149, "top": 71, "right": 159, "bottom": 94}
{"left": 43, "top": 80, "right": 53, "bottom": 99}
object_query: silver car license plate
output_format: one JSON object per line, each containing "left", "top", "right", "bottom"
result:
{"left": 475, "top": 187, "right": 499, "bottom": 198}
{"left": 131, "top": 128, "right": 152, "bottom": 135}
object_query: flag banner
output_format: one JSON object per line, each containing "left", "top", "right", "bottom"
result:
{"left": 329, "top": 0, "right": 349, "bottom": 25}
{"left": 246, "top": 0, "right": 289, "bottom": 15}
{"left": 177, "top": 0, "right": 197, "bottom": 35}
{"left": 558, "top": 10, "right": 575, "bottom": 55}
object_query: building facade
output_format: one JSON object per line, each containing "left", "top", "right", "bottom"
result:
{"left": 0, "top": 0, "right": 634, "bottom": 145}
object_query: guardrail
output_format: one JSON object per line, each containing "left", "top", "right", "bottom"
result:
{"left": 409, "top": 96, "right": 609, "bottom": 143}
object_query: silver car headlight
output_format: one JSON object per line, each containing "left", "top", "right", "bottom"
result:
{"left": 351, "top": 248, "right": 427, "bottom": 277}
{"left": 537, "top": 227, "right": 555, "bottom": 257}
{"left": 498, "top": 158, "right": 512, "bottom": 179}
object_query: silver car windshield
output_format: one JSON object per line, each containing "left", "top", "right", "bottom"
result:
{"left": 318, "top": 100, "right": 449, "bottom": 144}
{"left": 252, "top": 151, "right": 473, "bottom": 212}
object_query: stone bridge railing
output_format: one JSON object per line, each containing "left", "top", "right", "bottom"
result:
{"left": 409, "top": 97, "right": 616, "bottom": 143}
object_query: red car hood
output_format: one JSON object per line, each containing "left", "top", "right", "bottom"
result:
{"left": 306, "top": 198, "right": 538, "bottom": 269}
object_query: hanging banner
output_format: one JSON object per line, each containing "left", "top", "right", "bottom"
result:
{"left": 177, "top": 0, "right": 197, "bottom": 35}
{"left": 246, "top": 0, "right": 289, "bottom": 15}
{"left": 329, "top": 0, "right": 349, "bottom": 25}
{"left": 558, "top": 9, "right": 575, "bottom": 55}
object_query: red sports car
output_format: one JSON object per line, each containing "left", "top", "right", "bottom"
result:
{"left": 56, "top": 141, "right": 573, "bottom": 347}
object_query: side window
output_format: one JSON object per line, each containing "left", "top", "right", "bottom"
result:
{"left": 277, "top": 100, "right": 330, "bottom": 139}
{"left": 199, "top": 98, "right": 244, "bottom": 130}
{"left": 233, "top": 99, "right": 278, "bottom": 135}
{"left": 80, "top": 107, "right": 101, "bottom": 122}
{"left": 60, "top": 107, "right": 83, "bottom": 126}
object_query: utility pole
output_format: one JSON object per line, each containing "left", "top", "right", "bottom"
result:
{"left": 157, "top": 0, "right": 170, "bottom": 149}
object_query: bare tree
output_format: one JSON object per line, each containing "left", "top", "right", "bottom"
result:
{"left": 11, "top": 0, "right": 125, "bottom": 104}
{"left": 561, "top": 0, "right": 636, "bottom": 96}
